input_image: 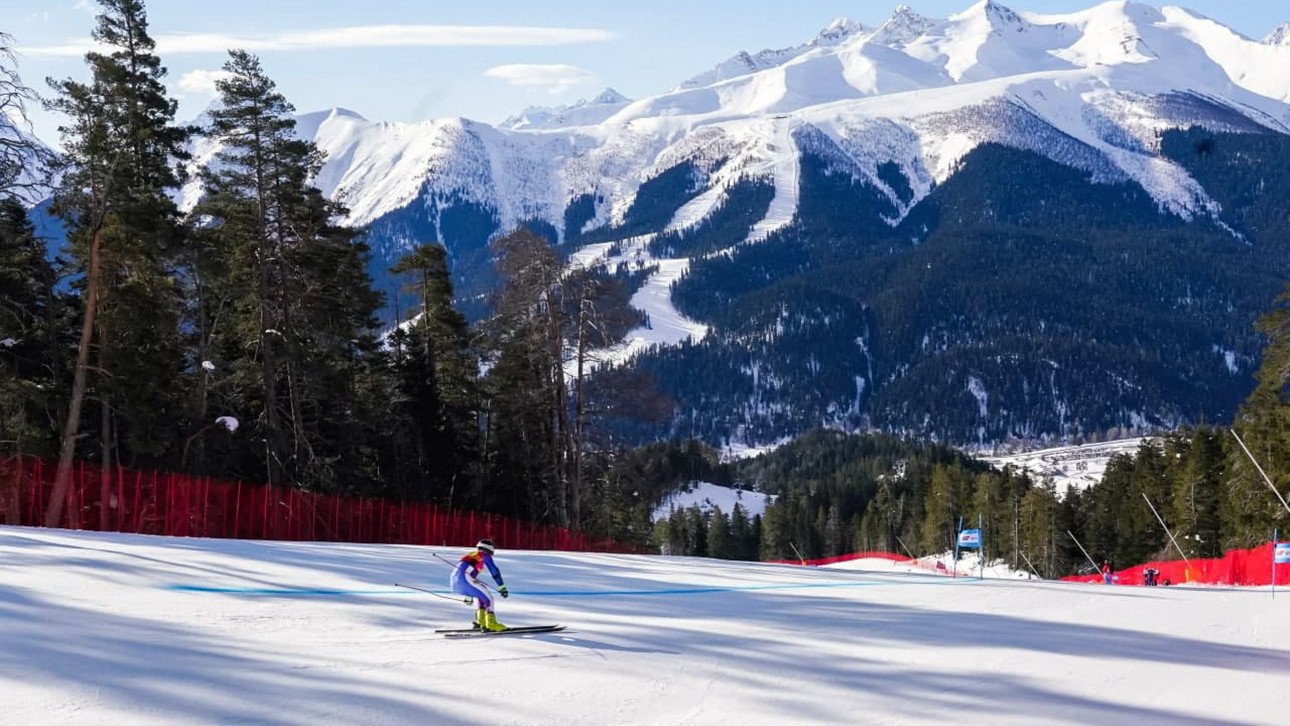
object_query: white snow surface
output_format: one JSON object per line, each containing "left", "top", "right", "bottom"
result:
{"left": 4, "top": 526, "right": 1289, "bottom": 725}
{"left": 652, "top": 482, "right": 774, "bottom": 521}
{"left": 979, "top": 436, "right": 1150, "bottom": 494}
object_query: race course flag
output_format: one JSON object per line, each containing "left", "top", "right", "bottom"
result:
{"left": 957, "top": 529, "right": 982, "bottom": 549}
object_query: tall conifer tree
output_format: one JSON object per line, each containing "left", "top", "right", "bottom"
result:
{"left": 45, "top": 0, "right": 189, "bottom": 526}
{"left": 389, "top": 242, "right": 480, "bottom": 501}
{"left": 196, "top": 49, "right": 381, "bottom": 490}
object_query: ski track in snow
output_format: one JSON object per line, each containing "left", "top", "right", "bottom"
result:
{"left": 744, "top": 119, "right": 801, "bottom": 245}
{"left": 566, "top": 236, "right": 708, "bottom": 372}
{"left": 4, "top": 526, "right": 1290, "bottom": 726}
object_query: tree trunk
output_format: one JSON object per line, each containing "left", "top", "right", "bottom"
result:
{"left": 46, "top": 224, "right": 104, "bottom": 527}
{"left": 548, "top": 290, "right": 570, "bottom": 528}
{"left": 571, "top": 294, "right": 589, "bottom": 529}
{"left": 98, "top": 324, "right": 112, "bottom": 531}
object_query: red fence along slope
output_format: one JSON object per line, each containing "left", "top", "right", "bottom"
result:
{"left": 1061, "top": 543, "right": 1290, "bottom": 587}
{"left": 0, "top": 456, "right": 635, "bottom": 553}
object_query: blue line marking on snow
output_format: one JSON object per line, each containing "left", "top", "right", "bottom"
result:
{"left": 525, "top": 578, "right": 978, "bottom": 597}
{"left": 167, "top": 585, "right": 416, "bottom": 596}
{"left": 166, "top": 577, "right": 980, "bottom": 598}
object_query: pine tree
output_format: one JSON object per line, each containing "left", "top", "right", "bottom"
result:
{"left": 706, "top": 505, "right": 731, "bottom": 559}
{"left": 822, "top": 504, "right": 845, "bottom": 557}
{"left": 1168, "top": 430, "right": 1223, "bottom": 558}
{"left": 45, "top": 0, "right": 190, "bottom": 526}
{"left": 481, "top": 227, "right": 568, "bottom": 522}
{"left": 920, "top": 465, "right": 960, "bottom": 554}
{"left": 0, "top": 199, "right": 63, "bottom": 456}
{"left": 389, "top": 243, "right": 479, "bottom": 501}
{"left": 1227, "top": 286, "right": 1290, "bottom": 546}
{"left": 972, "top": 471, "right": 1013, "bottom": 565}
{"left": 729, "top": 503, "right": 752, "bottom": 560}
{"left": 1018, "top": 482, "right": 1060, "bottom": 576}
{"left": 195, "top": 49, "right": 382, "bottom": 490}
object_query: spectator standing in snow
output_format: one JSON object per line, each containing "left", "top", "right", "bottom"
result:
{"left": 1101, "top": 560, "right": 1113, "bottom": 585}
{"left": 1143, "top": 567, "right": 1159, "bottom": 586}
{"left": 450, "top": 539, "right": 510, "bottom": 631}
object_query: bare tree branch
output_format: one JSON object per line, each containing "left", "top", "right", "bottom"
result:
{"left": 0, "top": 32, "right": 54, "bottom": 201}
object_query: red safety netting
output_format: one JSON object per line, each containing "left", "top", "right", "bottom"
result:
{"left": 0, "top": 455, "right": 637, "bottom": 553}
{"left": 1060, "top": 542, "right": 1290, "bottom": 586}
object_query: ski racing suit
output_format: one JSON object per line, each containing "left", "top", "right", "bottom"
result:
{"left": 451, "top": 549, "right": 505, "bottom": 611}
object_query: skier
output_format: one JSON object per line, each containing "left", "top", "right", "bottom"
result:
{"left": 451, "top": 539, "right": 509, "bottom": 631}
{"left": 1143, "top": 567, "right": 1159, "bottom": 587}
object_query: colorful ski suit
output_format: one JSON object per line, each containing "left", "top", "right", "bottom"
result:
{"left": 451, "top": 548, "right": 505, "bottom": 610}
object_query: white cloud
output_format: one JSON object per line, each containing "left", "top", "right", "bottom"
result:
{"left": 484, "top": 63, "right": 596, "bottom": 92}
{"left": 19, "top": 24, "right": 615, "bottom": 57}
{"left": 177, "top": 69, "right": 234, "bottom": 96}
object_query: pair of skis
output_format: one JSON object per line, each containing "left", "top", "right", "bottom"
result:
{"left": 434, "top": 624, "right": 566, "bottom": 639}
{"left": 395, "top": 583, "right": 564, "bottom": 638}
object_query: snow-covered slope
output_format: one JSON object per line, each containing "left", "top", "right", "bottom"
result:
{"left": 652, "top": 481, "right": 774, "bottom": 521}
{"left": 4, "top": 526, "right": 1289, "bottom": 725}
{"left": 978, "top": 437, "right": 1150, "bottom": 494}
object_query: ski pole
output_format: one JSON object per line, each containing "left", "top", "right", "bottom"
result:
{"left": 395, "top": 583, "right": 471, "bottom": 604}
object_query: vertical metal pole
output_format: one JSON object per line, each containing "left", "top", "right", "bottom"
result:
{"left": 979, "top": 513, "right": 985, "bottom": 580}
{"left": 953, "top": 516, "right": 963, "bottom": 578}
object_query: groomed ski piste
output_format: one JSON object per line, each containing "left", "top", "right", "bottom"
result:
{"left": 3, "top": 526, "right": 1288, "bottom": 725}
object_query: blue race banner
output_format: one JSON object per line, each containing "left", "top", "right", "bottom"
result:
{"left": 1275, "top": 542, "right": 1290, "bottom": 565}
{"left": 957, "top": 528, "right": 982, "bottom": 548}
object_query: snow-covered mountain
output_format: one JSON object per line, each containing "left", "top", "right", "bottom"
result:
{"left": 675, "top": 16, "right": 871, "bottom": 90}
{"left": 203, "top": 0, "right": 1290, "bottom": 246}
{"left": 1266, "top": 23, "right": 1290, "bottom": 46}
{"left": 169, "top": 1, "right": 1290, "bottom": 446}
{"left": 498, "top": 87, "right": 632, "bottom": 131}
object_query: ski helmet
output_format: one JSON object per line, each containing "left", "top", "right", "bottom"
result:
{"left": 476, "top": 539, "right": 496, "bottom": 554}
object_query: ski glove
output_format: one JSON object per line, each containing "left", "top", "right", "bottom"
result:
{"left": 498, "top": 585, "right": 509, "bottom": 599}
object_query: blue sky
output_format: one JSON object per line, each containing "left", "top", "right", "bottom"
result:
{"left": 8, "top": 0, "right": 1290, "bottom": 142}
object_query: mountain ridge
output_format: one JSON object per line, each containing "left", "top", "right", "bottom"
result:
{"left": 44, "top": 1, "right": 1290, "bottom": 447}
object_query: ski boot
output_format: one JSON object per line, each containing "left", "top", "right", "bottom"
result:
{"left": 473, "top": 608, "right": 487, "bottom": 630}
{"left": 483, "top": 610, "right": 508, "bottom": 632}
